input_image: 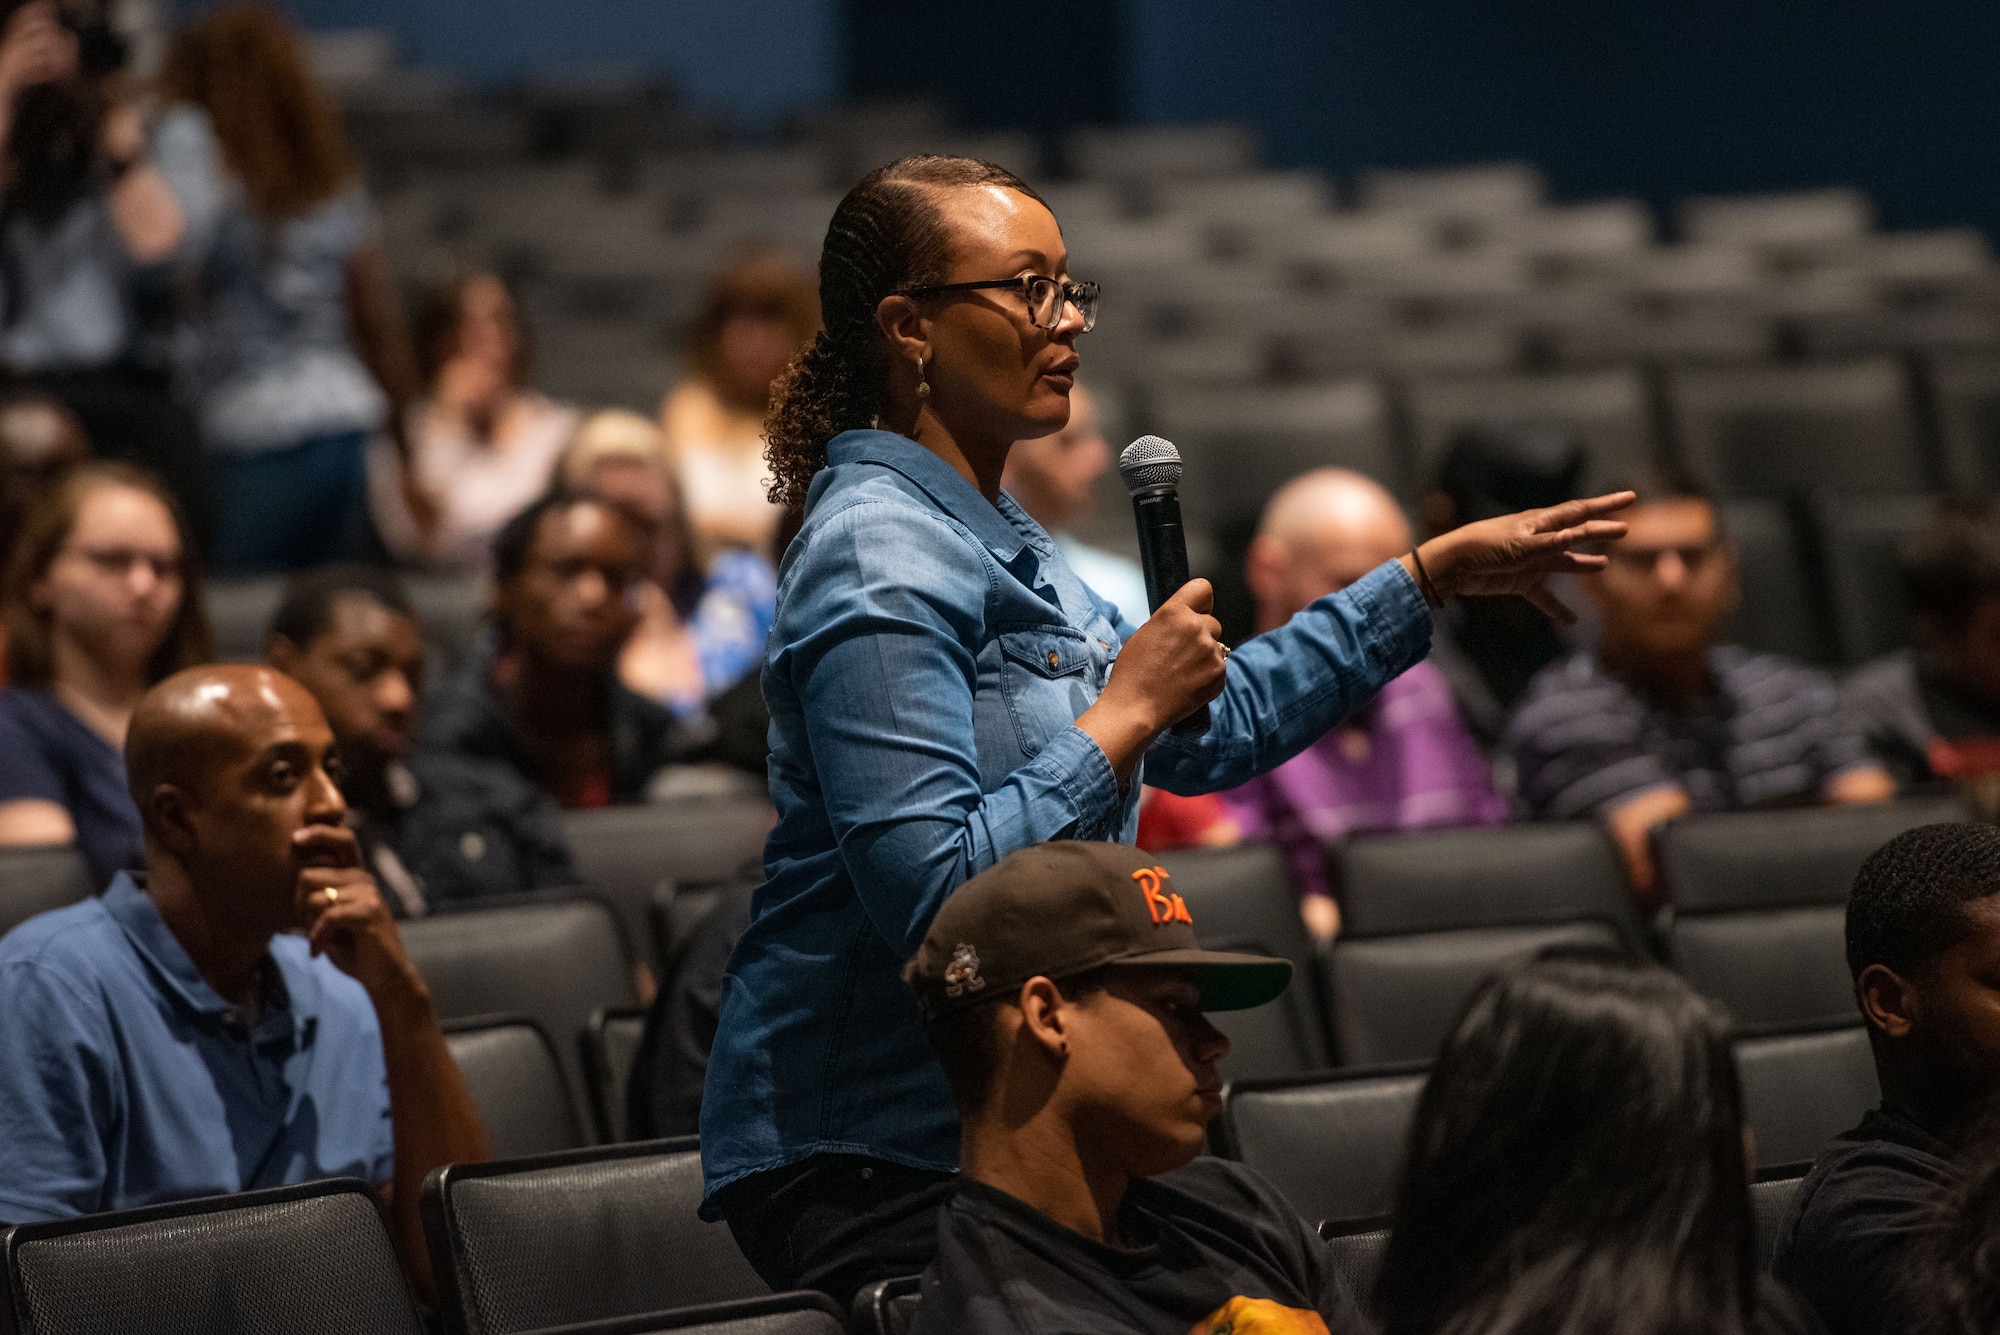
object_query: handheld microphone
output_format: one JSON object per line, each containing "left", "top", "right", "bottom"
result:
{"left": 1118, "top": 435, "right": 1210, "bottom": 738}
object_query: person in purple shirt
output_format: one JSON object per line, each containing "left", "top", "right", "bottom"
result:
{"left": 1223, "top": 469, "right": 1504, "bottom": 938}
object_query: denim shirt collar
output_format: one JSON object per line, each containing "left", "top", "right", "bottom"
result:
{"left": 823, "top": 429, "right": 1043, "bottom": 567}
{"left": 102, "top": 870, "right": 301, "bottom": 1045}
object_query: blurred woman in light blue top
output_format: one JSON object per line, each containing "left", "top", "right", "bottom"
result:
{"left": 154, "top": 4, "right": 425, "bottom": 575}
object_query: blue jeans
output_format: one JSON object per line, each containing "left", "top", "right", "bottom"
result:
{"left": 209, "top": 430, "right": 372, "bottom": 576}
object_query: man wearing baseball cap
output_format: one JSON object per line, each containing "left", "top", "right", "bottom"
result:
{"left": 903, "top": 841, "right": 1367, "bottom": 1335}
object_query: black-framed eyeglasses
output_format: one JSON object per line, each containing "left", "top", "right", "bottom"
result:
{"left": 900, "top": 275, "right": 1099, "bottom": 332}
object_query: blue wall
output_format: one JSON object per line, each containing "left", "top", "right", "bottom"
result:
{"left": 271, "top": 0, "right": 841, "bottom": 127}
{"left": 1128, "top": 0, "right": 2000, "bottom": 235}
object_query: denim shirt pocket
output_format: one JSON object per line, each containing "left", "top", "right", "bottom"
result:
{"left": 996, "top": 624, "right": 1102, "bottom": 758}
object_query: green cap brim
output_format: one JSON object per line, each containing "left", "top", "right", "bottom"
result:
{"left": 1105, "top": 947, "right": 1294, "bottom": 1012}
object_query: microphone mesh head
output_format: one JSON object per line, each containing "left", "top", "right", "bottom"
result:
{"left": 1118, "top": 435, "right": 1183, "bottom": 493}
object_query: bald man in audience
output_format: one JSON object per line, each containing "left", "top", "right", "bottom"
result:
{"left": 1223, "top": 469, "right": 1503, "bottom": 938}
{"left": 0, "top": 665, "right": 488, "bottom": 1301}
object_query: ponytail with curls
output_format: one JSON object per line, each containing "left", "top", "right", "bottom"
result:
{"left": 763, "top": 155, "right": 1045, "bottom": 508}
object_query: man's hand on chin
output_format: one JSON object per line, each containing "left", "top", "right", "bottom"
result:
{"left": 1187, "top": 1296, "right": 1332, "bottom": 1335}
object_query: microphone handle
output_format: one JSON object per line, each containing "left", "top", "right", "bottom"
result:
{"left": 1130, "top": 488, "right": 1211, "bottom": 738}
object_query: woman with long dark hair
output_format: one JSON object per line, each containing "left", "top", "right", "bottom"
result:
{"left": 698, "top": 153, "right": 1632, "bottom": 1304}
{"left": 1374, "top": 950, "right": 1822, "bottom": 1335}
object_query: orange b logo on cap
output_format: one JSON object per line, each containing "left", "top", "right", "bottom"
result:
{"left": 1133, "top": 866, "right": 1193, "bottom": 926}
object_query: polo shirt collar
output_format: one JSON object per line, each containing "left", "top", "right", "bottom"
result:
{"left": 102, "top": 872, "right": 301, "bottom": 1043}
{"left": 826, "top": 429, "right": 1040, "bottom": 565}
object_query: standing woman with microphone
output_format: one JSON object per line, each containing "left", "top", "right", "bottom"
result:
{"left": 698, "top": 155, "right": 1631, "bottom": 1301}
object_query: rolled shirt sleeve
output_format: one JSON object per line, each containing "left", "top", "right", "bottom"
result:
{"left": 1144, "top": 560, "right": 1434, "bottom": 797}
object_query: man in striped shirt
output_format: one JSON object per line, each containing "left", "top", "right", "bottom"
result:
{"left": 1507, "top": 474, "right": 1893, "bottom": 908}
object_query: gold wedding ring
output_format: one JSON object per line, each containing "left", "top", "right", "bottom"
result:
{"left": 323, "top": 887, "right": 340, "bottom": 905}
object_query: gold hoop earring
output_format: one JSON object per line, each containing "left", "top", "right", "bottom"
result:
{"left": 916, "top": 354, "right": 931, "bottom": 400}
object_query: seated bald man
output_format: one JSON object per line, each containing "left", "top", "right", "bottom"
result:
{"left": 906, "top": 842, "right": 1366, "bottom": 1335}
{"left": 0, "top": 665, "right": 488, "bottom": 1300}
{"left": 1225, "top": 468, "right": 1503, "bottom": 938}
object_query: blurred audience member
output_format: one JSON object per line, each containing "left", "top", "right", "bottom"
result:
{"left": 1224, "top": 469, "right": 1502, "bottom": 938}
{"left": 1000, "top": 380, "right": 1147, "bottom": 624}
{"left": 1508, "top": 474, "right": 1890, "bottom": 907}
{"left": 264, "top": 566, "right": 576, "bottom": 914}
{"left": 1774, "top": 822, "right": 2000, "bottom": 1335}
{"left": 1844, "top": 497, "right": 2000, "bottom": 791}
{"left": 1374, "top": 948, "right": 1819, "bottom": 1335}
{"left": 368, "top": 268, "right": 577, "bottom": 573}
{"left": 0, "top": 665, "right": 488, "bottom": 1302}
{"left": 1423, "top": 424, "right": 1587, "bottom": 743}
{"left": 0, "top": 387, "right": 87, "bottom": 578}
{"left": 0, "top": 0, "right": 210, "bottom": 546}
{"left": 419, "top": 493, "right": 690, "bottom": 809}
{"left": 907, "top": 843, "right": 1361, "bottom": 1333}
{"left": 155, "top": 4, "right": 423, "bottom": 575}
{"left": 563, "top": 409, "right": 774, "bottom": 731}
{"left": 660, "top": 247, "right": 817, "bottom": 559}
{"left": 0, "top": 461, "right": 208, "bottom": 881}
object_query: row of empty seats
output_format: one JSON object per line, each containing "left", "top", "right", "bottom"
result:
{"left": 0, "top": 1164, "right": 846, "bottom": 1335}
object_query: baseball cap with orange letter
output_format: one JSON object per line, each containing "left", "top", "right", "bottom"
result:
{"left": 904, "top": 841, "right": 1293, "bottom": 1020}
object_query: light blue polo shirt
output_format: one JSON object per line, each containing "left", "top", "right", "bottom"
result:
{"left": 0, "top": 872, "right": 394, "bottom": 1223}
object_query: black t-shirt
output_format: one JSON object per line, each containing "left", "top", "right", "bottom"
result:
{"left": 908, "top": 1157, "right": 1370, "bottom": 1335}
{"left": 1772, "top": 1107, "right": 1961, "bottom": 1335}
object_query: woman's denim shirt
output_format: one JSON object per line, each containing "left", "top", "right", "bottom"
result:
{"left": 699, "top": 431, "right": 1431, "bottom": 1210}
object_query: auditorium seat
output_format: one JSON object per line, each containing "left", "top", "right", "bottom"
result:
{"left": 1318, "top": 1220, "right": 1391, "bottom": 1314}
{"left": 1401, "top": 367, "right": 1658, "bottom": 491}
{"left": 1721, "top": 499, "right": 1831, "bottom": 665}
{"left": 1752, "top": 1166, "right": 1811, "bottom": 1271}
{"left": 402, "top": 896, "right": 639, "bottom": 1136}
{"left": 1679, "top": 187, "right": 1874, "bottom": 256}
{"left": 421, "top": 1136, "right": 767, "bottom": 1335}
{"left": 0, "top": 845, "right": 94, "bottom": 940}
{"left": 1735, "top": 1025, "right": 1880, "bottom": 1168}
{"left": 1214, "top": 1064, "right": 1427, "bottom": 1227}
{"left": 1066, "top": 123, "right": 1259, "bottom": 181}
{"left": 204, "top": 575, "right": 287, "bottom": 662}
{"left": 1810, "top": 492, "right": 1937, "bottom": 666}
{"left": 1, "top": 1178, "right": 422, "bottom": 1335}
{"left": 585, "top": 1007, "right": 648, "bottom": 1142}
{"left": 1660, "top": 797, "right": 1964, "bottom": 1028}
{"left": 444, "top": 1017, "right": 586, "bottom": 1157}
{"left": 850, "top": 1276, "right": 923, "bottom": 1335}
{"left": 1155, "top": 845, "right": 1330, "bottom": 1070}
{"left": 1666, "top": 358, "right": 1931, "bottom": 497}
{"left": 518, "top": 1293, "right": 847, "bottom": 1334}
{"left": 561, "top": 799, "right": 772, "bottom": 970}
{"left": 1149, "top": 380, "right": 1402, "bottom": 534}
{"left": 1331, "top": 920, "right": 1623, "bottom": 1065}
{"left": 1927, "top": 352, "right": 2000, "bottom": 491}
{"left": 1324, "top": 823, "right": 1640, "bottom": 1064}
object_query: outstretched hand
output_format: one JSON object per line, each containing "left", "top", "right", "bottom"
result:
{"left": 1403, "top": 491, "right": 1635, "bottom": 624}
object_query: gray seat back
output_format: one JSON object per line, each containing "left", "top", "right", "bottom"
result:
{"left": 3, "top": 1178, "right": 422, "bottom": 1335}
{"left": 1736, "top": 1026, "right": 1880, "bottom": 1168}
{"left": 1216, "top": 1067, "right": 1426, "bottom": 1227}
{"left": 445, "top": 1016, "right": 586, "bottom": 1158}
{"left": 422, "top": 1137, "right": 767, "bottom": 1335}
{"left": 0, "top": 846, "right": 94, "bottom": 941}
{"left": 403, "top": 897, "right": 638, "bottom": 1138}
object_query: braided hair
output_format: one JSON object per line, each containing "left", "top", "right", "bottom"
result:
{"left": 763, "top": 155, "right": 1046, "bottom": 508}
